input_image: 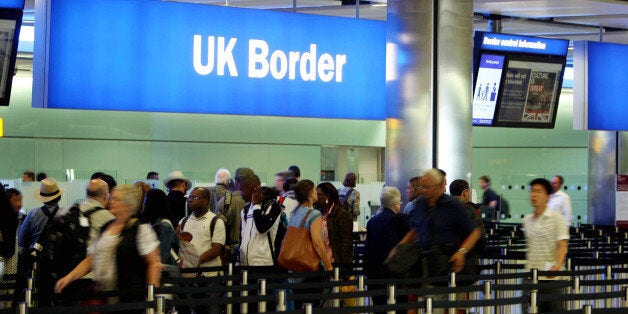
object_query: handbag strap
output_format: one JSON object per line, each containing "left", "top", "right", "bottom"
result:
{"left": 299, "top": 208, "right": 313, "bottom": 228}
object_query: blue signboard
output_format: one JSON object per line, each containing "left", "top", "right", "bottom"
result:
{"left": 36, "top": 0, "right": 386, "bottom": 120}
{"left": 0, "top": 0, "right": 24, "bottom": 9}
{"left": 586, "top": 41, "right": 628, "bottom": 131}
{"left": 479, "top": 32, "right": 569, "bottom": 57}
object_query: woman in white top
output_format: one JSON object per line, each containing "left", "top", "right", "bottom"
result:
{"left": 55, "top": 184, "right": 161, "bottom": 301}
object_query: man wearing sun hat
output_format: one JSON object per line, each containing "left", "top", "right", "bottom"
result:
{"left": 16, "top": 178, "right": 65, "bottom": 305}
{"left": 164, "top": 170, "right": 193, "bottom": 226}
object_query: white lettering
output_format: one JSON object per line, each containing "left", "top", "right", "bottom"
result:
{"left": 270, "top": 50, "right": 288, "bottom": 79}
{"left": 317, "top": 53, "right": 334, "bottom": 82}
{"left": 248, "top": 39, "right": 269, "bottom": 78}
{"left": 300, "top": 44, "right": 317, "bottom": 81}
{"left": 334, "top": 54, "right": 346, "bottom": 82}
{"left": 193, "top": 35, "right": 215, "bottom": 75}
{"left": 288, "top": 51, "right": 300, "bottom": 80}
{"left": 217, "top": 37, "right": 238, "bottom": 76}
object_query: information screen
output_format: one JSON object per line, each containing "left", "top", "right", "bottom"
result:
{"left": 495, "top": 56, "right": 564, "bottom": 128}
{"left": 472, "top": 54, "right": 505, "bottom": 126}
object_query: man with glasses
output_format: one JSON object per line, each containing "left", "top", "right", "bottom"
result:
{"left": 410, "top": 169, "right": 481, "bottom": 298}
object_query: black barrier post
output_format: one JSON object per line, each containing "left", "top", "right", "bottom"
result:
{"left": 226, "top": 263, "right": 233, "bottom": 314}
{"left": 241, "top": 270, "right": 248, "bottom": 314}
{"left": 387, "top": 285, "right": 396, "bottom": 314}
{"left": 259, "top": 279, "right": 267, "bottom": 313}
{"left": 276, "top": 289, "right": 286, "bottom": 311}
{"left": 147, "top": 284, "right": 155, "bottom": 314}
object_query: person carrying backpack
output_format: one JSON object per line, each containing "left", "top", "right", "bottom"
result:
{"left": 338, "top": 172, "right": 361, "bottom": 222}
{"left": 238, "top": 175, "right": 285, "bottom": 268}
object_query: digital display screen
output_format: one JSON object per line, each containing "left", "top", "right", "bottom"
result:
{"left": 495, "top": 56, "right": 564, "bottom": 128}
{"left": 0, "top": 9, "right": 21, "bottom": 106}
{"left": 472, "top": 54, "right": 505, "bottom": 126}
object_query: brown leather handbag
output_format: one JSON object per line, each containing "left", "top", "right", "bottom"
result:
{"left": 278, "top": 209, "right": 320, "bottom": 272}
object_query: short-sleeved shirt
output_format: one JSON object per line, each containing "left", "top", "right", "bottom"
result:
{"left": 409, "top": 194, "right": 477, "bottom": 250}
{"left": 179, "top": 210, "right": 226, "bottom": 272}
{"left": 289, "top": 205, "right": 322, "bottom": 231}
{"left": 88, "top": 223, "right": 159, "bottom": 291}
{"left": 523, "top": 207, "right": 570, "bottom": 279}
{"left": 482, "top": 188, "right": 499, "bottom": 207}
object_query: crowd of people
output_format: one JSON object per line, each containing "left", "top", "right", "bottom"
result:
{"left": 0, "top": 166, "right": 573, "bottom": 313}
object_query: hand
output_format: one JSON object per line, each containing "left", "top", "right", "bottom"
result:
{"left": 55, "top": 277, "right": 71, "bottom": 293}
{"left": 449, "top": 251, "right": 466, "bottom": 273}
{"left": 251, "top": 186, "right": 263, "bottom": 205}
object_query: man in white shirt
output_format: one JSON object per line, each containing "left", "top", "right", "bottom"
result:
{"left": 523, "top": 178, "right": 569, "bottom": 313}
{"left": 547, "top": 175, "right": 573, "bottom": 227}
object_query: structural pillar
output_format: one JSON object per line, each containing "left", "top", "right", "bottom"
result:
{"left": 588, "top": 131, "right": 617, "bottom": 225}
{"left": 385, "top": 0, "right": 473, "bottom": 192}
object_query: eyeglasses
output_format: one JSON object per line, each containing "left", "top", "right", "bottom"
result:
{"left": 188, "top": 196, "right": 206, "bottom": 201}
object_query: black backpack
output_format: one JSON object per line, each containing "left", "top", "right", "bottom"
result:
{"left": 465, "top": 202, "right": 487, "bottom": 254}
{"left": 496, "top": 195, "right": 510, "bottom": 218}
{"left": 43, "top": 204, "right": 106, "bottom": 279}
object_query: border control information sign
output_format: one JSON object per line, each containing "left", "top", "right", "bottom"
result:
{"left": 34, "top": 0, "right": 386, "bottom": 120}
{"left": 616, "top": 175, "right": 628, "bottom": 226}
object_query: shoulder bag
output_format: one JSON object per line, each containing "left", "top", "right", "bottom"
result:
{"left": 278, "top": 208, "right": 320, "bottom": 272}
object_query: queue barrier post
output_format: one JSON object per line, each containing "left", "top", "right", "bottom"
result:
{"left": 448, "top": 272, "right": 456, "bottom": 314}
{"left": 276, "top": 289, "right": 286, "bottom": 311}
{"left": 483, "top": 281, "right": 492, "bottom": 314}
{"left": 425, "top": 297, "right": 433, "bottom": 314}
{"left": 18, "top": 302, "right": 27, "bottom": 314}
{"left": 258, "top": 279, "right": 267, "bottom": 313}
{"left": 226, "top": 263, "right": 233, "bottom": 314}
{"left": 357, "top": 275, "right": 366, "bottom": 307}
{"left": 332, "top": 267, "right": 340, "bottom": 308}
{"left": 529, "top": 290, "right": 538, "bottom": 314}
{"left": 155, "top": 296, "right": 166, "bottom": 314}
{"left": 240, "top": 270, "right": 248, "bottom": 314}
{"left": 146, "top": 284, "right": 155, "bottom": 314}
{"left": 304, "top": 303, "right": 313, "bottom": 314}
{"left": 387, "top": 284, "right": 396, "bottom": 314}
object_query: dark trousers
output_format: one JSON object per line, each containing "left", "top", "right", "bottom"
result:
{"left": 522, "top": 279, "right": 567, "bottom": 313}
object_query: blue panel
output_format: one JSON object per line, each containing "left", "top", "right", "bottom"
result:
{"left": 480, "top": 32, "right": 569, "bottom": 57}
{"left": 43, "top": 0, "right": 386, "bottom": 120}
{"left": 587, "top": 41, "right": 628, "bottom": 131}
{"left": 0, "top": 0, "right": 24, "bottom": 9}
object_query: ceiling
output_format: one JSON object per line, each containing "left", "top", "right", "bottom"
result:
{"left": 20, "top": 0, "right": 628, "bottom": 44}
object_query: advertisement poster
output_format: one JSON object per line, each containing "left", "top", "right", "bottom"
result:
{"left": 616, "top": 175, "right": 628, "bottom": 222}
{"left": 523, "top": 71, "right": 558, "bottom": 121}
{"left": 497, "top": 60, "right": 562, "bottom": 124}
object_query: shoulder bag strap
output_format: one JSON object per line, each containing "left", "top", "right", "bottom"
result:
{"left": 299, "top": 209, "right": 313, "bottom": 228}
{"left": 180, "top": 214, "right": 192, "bottom": 232}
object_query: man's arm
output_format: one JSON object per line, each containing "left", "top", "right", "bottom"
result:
{"left": 198, "top": 219, "right": 226, "bottom": 265}
{"left": 551, "top": 239, "right": 568, "bottom": 271}
{"left": 253, "top": 202, "right": 282, "bottom": 234}
{"left": 449, "top": 228, "right": 481, "bottom": 272}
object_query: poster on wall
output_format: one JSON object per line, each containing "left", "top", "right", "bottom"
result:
{"left": 616, "top": 175, "right": 628, "bottom": 225}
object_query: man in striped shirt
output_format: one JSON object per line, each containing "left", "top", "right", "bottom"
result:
{"left": 523, "top": 178, "right": 569, "bottom": 313}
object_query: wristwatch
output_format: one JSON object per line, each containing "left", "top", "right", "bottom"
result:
{"left": 458, "top": 247, "right": 468, "bottom": 255}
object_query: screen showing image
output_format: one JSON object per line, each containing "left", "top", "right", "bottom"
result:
{"left": 472, "top": 54, "right": 505, "bottom": 126}
{"left": 495, "top": 56, "right": 564, "bottom": 127}
{"left": 0, "top": 18, "right": 16, "bottom": 99}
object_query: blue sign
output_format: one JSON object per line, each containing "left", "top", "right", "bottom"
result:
{"left": 0, "top": 0, "right": 24, "bottom": 9}
{"left": 37, "top": 0, "right": 386, "bottom": 120}
{"left": 587, "top": 41, "right": 628, "bottom": 131}
{"left": 480, "top": 32, "right": 569, "bottom": 57}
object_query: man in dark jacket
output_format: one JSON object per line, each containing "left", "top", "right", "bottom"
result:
{"left": 164, "top": 171, "right": 192, "bottom": 226}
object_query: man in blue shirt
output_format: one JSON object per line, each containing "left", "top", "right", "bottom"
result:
{"left": 409, "top": 169, "right": 481, "bottom": 285}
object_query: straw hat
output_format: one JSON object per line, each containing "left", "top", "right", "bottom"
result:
{"left": 33, "top": 178, "right": 64, "bottom": 203}
{"left": 163, "top": 171, "right": 192, "bottom": 191}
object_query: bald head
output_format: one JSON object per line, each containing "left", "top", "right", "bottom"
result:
{"left": 87, "top": 179, "right": 110, "bottom": 207}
